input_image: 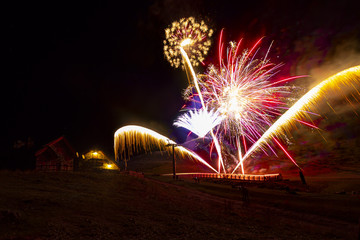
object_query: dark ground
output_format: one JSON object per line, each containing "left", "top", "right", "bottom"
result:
{"left": 0, "top": 166, "right": 359, "bottom": 239}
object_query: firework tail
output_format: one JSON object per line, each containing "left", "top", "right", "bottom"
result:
{"left": 232, "top": 65, "right": 360, "bottom": 173}
{"left": 180, "top": 47, "right": 205, "bottom": 105}
{"left": 114, "top": 125, "right": 218, "bottom": 173}
{"left": 180, "top": 47, "right": 226, "bottom": 173}
{"left": 236, "top": 138, "right": 245, "bottom": 174}
{"left": 273, "top": 137, "right": 300, "bottom": 169}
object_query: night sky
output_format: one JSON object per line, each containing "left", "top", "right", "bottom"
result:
{"left": 5, "top": 0, "right": 360, "bottom": 161}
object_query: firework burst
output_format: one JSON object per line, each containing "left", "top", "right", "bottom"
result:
{"left": 189, "top": 35, "right": 305, "bottom": 172}
{"left": 163, "top": 17, "right": 213, "bottom": 69}
{"left": 200, "top": 41, "right": 294, "bottom": 143}
{"left": 173, "top": 107, "right": 223, "bottom": 138}
{"left": 114, "top": 17, "right": 360, "bottom": 176}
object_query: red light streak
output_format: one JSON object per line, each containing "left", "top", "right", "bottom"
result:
{"left": 273, "top": 137, "right": 300, "bottom": 169}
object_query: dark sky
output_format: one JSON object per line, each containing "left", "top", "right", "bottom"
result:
{"left": 5, "top": 0, "right": 360, "bottom": 158}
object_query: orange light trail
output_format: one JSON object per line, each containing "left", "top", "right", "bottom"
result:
{"left": 114, "top": 125, "right": 218, "bottom": 173}
{"left": 232, "top": 65, "right": 360, "bottom": 173}
{"left": 179, "top": 36, "right": 226, "bottom": 173}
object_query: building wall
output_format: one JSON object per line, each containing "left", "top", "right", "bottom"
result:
{"left": 36, "top": 158, "right": 74, "bottom": 171}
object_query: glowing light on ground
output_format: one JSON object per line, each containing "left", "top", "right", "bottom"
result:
{"left": 161, "top": 172, "right": 283, "bottom": 181}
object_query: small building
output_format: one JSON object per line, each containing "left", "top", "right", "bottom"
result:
{"left": 35, "top": 136, "right": 75, "bottom": 171}
{"left": 82, "top": 150, "right": 119, "bottom": 170}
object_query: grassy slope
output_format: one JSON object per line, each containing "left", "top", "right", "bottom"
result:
{"left": 0, "top": 169, "right": 359, "bottom": 240}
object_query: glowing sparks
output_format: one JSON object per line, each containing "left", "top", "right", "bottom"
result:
{"left": 114, "top": 17, "right": 360, "bottom": 176}
{"left": 164, "top": 17, "right": 213, "bottom": 68}
{"left": 114, "top": 125, "right": 177, "bottom": 160}
{"left": 177, "top": 30, "right": 225, "bottom": 173}
{"left": 173, "top": 108, "right": 223, "bottom": 137}
{"left": 232, "top": 65, "right": 360, "bottom": 173}
{"left": 114, "top": 125, "right": 218, "bottom": 173}
{"left": 200, "top": 40, "right": 297, "bottom": 144}
{"left": 186, "top": 37, "right": 306, "bottom": 173}
{"left": 180, "top": 38, "right": 193, "bottom": 47}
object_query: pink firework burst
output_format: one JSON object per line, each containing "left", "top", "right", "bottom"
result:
{"left": 196, "top": 31, "right": 305, "bottom": 170}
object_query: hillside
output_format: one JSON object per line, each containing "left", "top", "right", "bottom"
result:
{"left": 0, "top": 169, "right": 359, "bottom": 239}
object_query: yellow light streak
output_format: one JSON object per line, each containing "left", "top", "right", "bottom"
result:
{"left": 232, "top": 65, "right": 360, "bottom": 173}
{"left": 180, "top": 46, "right": 226, "bottom": 173}
{"left": 114, "top": 125, "right": 218, "bottom": 173}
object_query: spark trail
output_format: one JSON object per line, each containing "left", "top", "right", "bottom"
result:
{"left": 114, "top": 125, "right": 218, "bottom": 173}
{"left": 180, "top": 46, "right": 226, "bottom": 172}
{"left": 232, "top": 65, "right": 360, "bottom": 173}
{"left": 164, "top": 17, "right": 226, "bottom": 173}
{"left": 198, "top": 33, "right": 305, "bottom": 172}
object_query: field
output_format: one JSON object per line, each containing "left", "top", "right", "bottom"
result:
{"left": 1, "top": 154, "right": 360, "bottom": 239}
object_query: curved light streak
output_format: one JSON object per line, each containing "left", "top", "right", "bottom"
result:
{"left": 114, "top": 125, "right": 218, "bottom": 173}
{"left": 180, "top": 46, "right": 226, "bottom": 173}
{"left": 232, "top": 65, "right": 360, "bottom": 173}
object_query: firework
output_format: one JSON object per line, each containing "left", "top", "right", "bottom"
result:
{"left": 200, "top": 38, "right": 301, "bottom": 144}
{"left": 163, "top": 17, "right": 213, "bottom": 69}
{"left": 187, "top": 34, "right": 305, "bottom": 173}
{"left": 232, "top": 65, "right": 360, "bottom": 173}
{"left": 114, "top": 15, "right": 360, "bottom": 176}
{"left": 114, "top": 125, "right": 218, "bottom": 173}
{"left": 177, "top": 31, "right": 303, "bottom": 173}
{"left": 173, "top": 107, "right": 223, "bottom": 138}
{"left": 164, "top": 18, "right": 225, "bottom": 172}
